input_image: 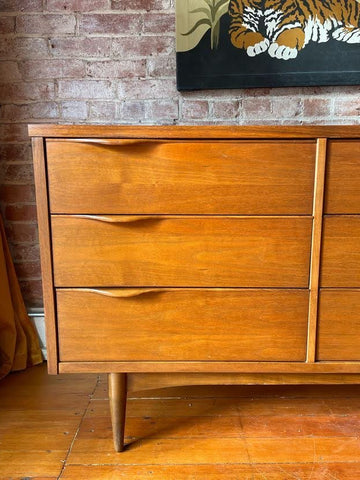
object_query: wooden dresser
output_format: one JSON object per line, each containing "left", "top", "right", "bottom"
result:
{"left": 29, "top": 125, "right": 360, "bottom": 451}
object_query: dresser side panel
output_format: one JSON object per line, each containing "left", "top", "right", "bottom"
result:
{"left": 32, "top": 137, "right": 58, "bottom": 374}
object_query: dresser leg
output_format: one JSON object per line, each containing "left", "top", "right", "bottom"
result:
{"left": 108, "top": 373, "right": 127, "bottom": 452}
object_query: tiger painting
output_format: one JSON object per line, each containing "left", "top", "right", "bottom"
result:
{"left": 229, "top": 0, "right": 360, "bottom": 60}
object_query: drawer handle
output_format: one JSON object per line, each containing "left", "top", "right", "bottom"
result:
{"left": 81, "top": 288, "right": 164, "bottom": 298}
{"left": 72, "top": 215, "right": 159, "bottom": 223}
{"left": 69, "top": 139, "right": 152, "bottom": 146}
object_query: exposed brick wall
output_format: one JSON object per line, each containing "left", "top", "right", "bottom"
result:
{"left": 0, "top": 1, "right": 359, "bottom": 307}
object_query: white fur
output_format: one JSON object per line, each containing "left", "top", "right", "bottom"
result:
{"left": 247, "top": 38, "right": 270, "bottom": 56}
{"left": 268, "top": 42, "right": 298, "bottom": 59}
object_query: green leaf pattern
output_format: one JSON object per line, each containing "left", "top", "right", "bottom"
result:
{"left": 176, "top": 0, "right": 230, "bottom": 51}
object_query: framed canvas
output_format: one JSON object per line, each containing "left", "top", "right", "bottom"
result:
{"left": 176, "top": 0, "right": 360, "bottom": 90}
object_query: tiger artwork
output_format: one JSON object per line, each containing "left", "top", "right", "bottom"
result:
{"left": 229, "top": 0, "right": 360, "bottom": 60}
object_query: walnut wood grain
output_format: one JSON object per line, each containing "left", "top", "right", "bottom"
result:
{"left": 307, "top": 138, "right": 327, "bottom": 363}
{"left": 31, "top": 137, "right": 58, "bottom": 374}
{"left": 317, "top": 290, "right": 360, "bottom": 361}
{"left": 51, "top": 215, "right": 312, "bottom": 288}
{"left": 28, "top": 124, "right": 360, "bottom": 139}
{"left": 127, "top": 373, "right": 360, "bottom": 392}
{"left": 324, "top": 140, "right": 360, "bottom": 214}
{"left": 56, "top": 288, "right": 309, "bottom": 362}
{"left": 58, "top": 361, "right": 360, "bottom": 374}
{"left": 108, "top": 373, "right": 127, "bottom": 452}
{"left": 46, "top": 140, "right": 315, "bottom": 215}
{"left": 321, "top": 215, "right": 360, "bottom": 287}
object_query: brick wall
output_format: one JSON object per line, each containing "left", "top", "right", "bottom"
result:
{"left": 0, "top": 0, "right": 359, "bottom": 307}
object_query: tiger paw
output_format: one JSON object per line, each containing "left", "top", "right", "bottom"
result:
{"left": 247, "top": 39, "right": 270, "bottom": 57}
{"left": 333, "top": 27, "right": 360, "bottom": 44}
{"left": 268, "top": 43, "right": 298, "bottom": 60}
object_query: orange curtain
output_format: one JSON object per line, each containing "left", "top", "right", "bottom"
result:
{"left": 0, "top": 215, "right": 43, "bottom": 379}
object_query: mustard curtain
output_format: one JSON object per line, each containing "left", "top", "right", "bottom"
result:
{"left": 0, "top": 214, "right": 43, "bottom": 379}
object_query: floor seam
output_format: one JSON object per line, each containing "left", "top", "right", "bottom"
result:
{"left": 57, "top": 375, "right": 101, "bottom": 479}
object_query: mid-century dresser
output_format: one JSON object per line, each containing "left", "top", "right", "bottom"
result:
{"left": 29, "top": 125, "right": 360, "bottom": 451}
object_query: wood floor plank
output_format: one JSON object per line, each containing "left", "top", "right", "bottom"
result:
{"left": 2, "top": 365, "right": 360, "bottom": 479}
{"left": 241, "top": 414, "right": 360, "bottom": 437}
{"left": 79, "top": 415, "right": 244, "bottom": 440}
{"left": 0, "top": 420, "right": 79, "bottom": 450}
{"left": 60, "top": 464, "right": 255, "bottom": 479}
{"left": 88, "top": 396, "right": 331, "bottom": 418}
{"left": 247, "top": 437, "right": 360, "bottom": 463}
{"left": 66, "top": 437, "right": 250, "bottom": 465}
{"left": 88, "top": 398, "right": 241, "bottom": 417}
{"left": 60, "top": 462, "right": 360, "bottom": 480}
{"left": 0, "top": 450, "right": 66, "bottom": 477}
{"left": 78, "top": 413, "right": 360, "bottom": 441}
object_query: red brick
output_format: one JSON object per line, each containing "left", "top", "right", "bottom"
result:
{"left": 11, "top": 244, "right": 39, "bottom": 262}
{"left": 143, "top": 13, "right": 174, "bottom": 34}
{"left": 86, "top": 60, "right": 145, "bottom": 78}
{"left": 5, "top": 204, "right": 37, "bottom": 221}
{"left": 49, "top": 37, "right": 111, "bottom": 57}
{"left": 272, "top": 97, "right": 303, "bottom": 118}
{"left": 182, "top": 100, "right": 209, "bottom": 120}
{"left": 47, "top": 0, "right": 110, "bottom": 11}
{"left": 58, "top": 80, "right": 113, "bottom": 99}
{"left": 3, "top": 163, "right": 34, "bottom": 184}
{"left": 17, "top": 14, "right": 76, "bottom": 34}
{"left": 303, "top": 98, "right": 331, "bottom": 117}
{"left": 0, "top": 185, "right": 35, "bottom": 203}
{"left": 112, "top": 36, "right": 174, "bottom": 58}
{"left": 5, "top": 223, "right": 38, "bottom": 244}
{"left": 242, "top": 98, "right": 272, "bottom": 119}
{"left": 118, "top": 100, "right": 146, "bottom": 121}
{"left": 0, "top": 38, "right": 49, "bottom": 59}
{"left": 0, "top": 82, "right": 55, "bottom": 103}
{"left": 0, "top": 0, "right": 42, "bottom": 11}
{"left": 0, "top": 144, "right": 32, "bottom": 163}
{"left": 0, "top": 124, "right": 29, "bottom": 142}
{"left": 62, "top": 101, "right": 88, "bottom": 120}
{"left": 111, "top": 0, "right": 170, "bottom": 11}
{"left": 0, "top": 61, "right": 21, "bottom": 83}
{"left": 243, "top": 88, "right": 272, "bottom": 97}
{"left": 19, "top": 59, "right": 85, "bottom": 80}
{"left": 118, "top": 78, "right": 176, "bottom": 99}
{"left": 0, "top": 16, "right": 15, "bottom": 33}
{"left": 80, "top": 13, "right": 142, "bottom": 34}
{"left": 146, "top": 99, "right": 178, "bottom": 121}
{"left": 212, "top": 100, "right": 240, "bottom": 119}
{"left": 147, "top": 57, "right": 175, "bottom": 77}
{"left": 19, "top": 279, "right": 43, "bottom": 308}
{"left": 89, "top": 101, "right": 116, "bottom": 120}
{"left": 1, "top": 102, "right": 59, "bottom": 121}
{"left": 334, "top": 98, "right": 360, "bottom": 117}
{"left": 14, "top": 261, "right": 41, "bottom": 280}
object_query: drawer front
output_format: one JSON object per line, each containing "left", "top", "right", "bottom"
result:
{"left": 57, "top": 288, "right": 309, "bottom": 362}
{"left": 46, "top": 140, "right": 315, "bottom": 215}
{"left": 317, "top": 290, "right": 360, "bottom": 361}
{"left": 321, "top": 216, "right": 360, "bottom": 287}
{"left": 324, "top": 140, "right": 360, "bottom": 214}
{"left": 51, "top": 216, "right": 312, "bottom": 288}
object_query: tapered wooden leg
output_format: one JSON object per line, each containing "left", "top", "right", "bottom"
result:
{"left": 108, "top": 373, "right": 127, "bottom": 452}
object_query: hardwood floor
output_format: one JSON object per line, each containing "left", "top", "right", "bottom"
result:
{"left": 0, "top": 364, "right": 360, "bottom": 479}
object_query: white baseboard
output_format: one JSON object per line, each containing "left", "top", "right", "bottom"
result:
{"left": 28, "top": 308, "right": 47, "bottom": 360}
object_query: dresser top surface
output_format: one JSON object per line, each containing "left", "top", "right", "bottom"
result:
{"left": 28, "top": 124, "right": 360, "bottom": 139}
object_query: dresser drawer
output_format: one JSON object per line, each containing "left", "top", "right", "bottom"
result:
{"left": 51, "top": 215, "right": 312, "bottom": 288}
{"left": 46, "top": 139, "right": 315, "bottom": 215}
{"left": 321, "top": 216, "right": 360, "bottom": 287}
{"left": 317, "top": 290, "right": 360, "bottom": 361}
{"left": 324, "top": 140, "right": 360, "bottom": 214}
{"left": 57, "top": 288, "right": 309, "bottom": 362}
